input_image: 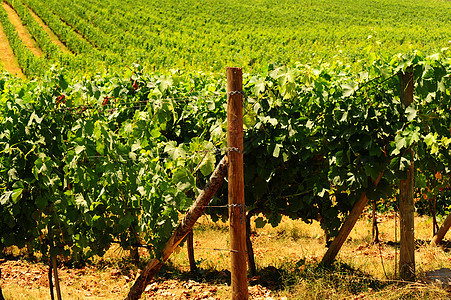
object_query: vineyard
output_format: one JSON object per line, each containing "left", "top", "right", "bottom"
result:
{"left": 0, "top": 0, "right": 449, "bottom": 76}
{"left": 0, "top": 0, "right": 451, "bottom": 299}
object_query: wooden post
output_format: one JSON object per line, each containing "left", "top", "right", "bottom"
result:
{"left": 227, "top": 67, "right": 248, "bottom": 300}
{"left": 322, "top": 192, "right": 369, "bottom": 265}
{"left": 399, "top": 69, "right": 415, "bottom": 281}
{"left": 372, "top": 199, "right": 380, "bottom": 244}
{"left": 187, "top": 230, "right": 197, "bottom": 272}
{"left": 431, "top": 212, "right": 451, "bottom": 245}
{"left": 246, "top": 209, "right": 262, "bottom": 277}
{"left": 321, "top": 173, "right": 383, "bottom": 266}
{"left": 48, "top": 260, "right": 54, "bottom": 300}
{"left": 51, "top": 256, "right": 62, "bottom": 300}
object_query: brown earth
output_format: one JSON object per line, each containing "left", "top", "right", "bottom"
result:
{"left": 1, "top": 215, "right": 450, "bottom": 299}
{"left": 0, "top": 258, "right": 275, "bottom": 299}
{"left": 2, "top": 2, "right": 43, "bottom": 57}
{"left": 0, "top": 21, "right": 23, "bottom": 77}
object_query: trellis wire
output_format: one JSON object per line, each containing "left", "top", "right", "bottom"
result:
{"left": 193, "top": 247, "right": 240, "bottom": 253}
{"left": 81, "top": 146, "right": 242, "bottom": 162}
{"left": 191, "top": 204, "right": 243, "bottom": 208}
{"left": 54, "top": 93, "right": 226, "bottom": 113}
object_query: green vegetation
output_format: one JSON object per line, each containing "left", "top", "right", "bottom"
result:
{"left": 0, "top": 2, "right": 44, "bottom": 76}
{"left": 0, "top": 67, "right": 225, "bottom": 259}
{"left": 0, "top": 52, "right": 450, "bottom": 262}
{"left": 1, "top": 0, "right": 450, "bottom": 75}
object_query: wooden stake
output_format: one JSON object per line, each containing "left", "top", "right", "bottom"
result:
{"left": 48, "top": 259, "right": 55, "bottom": 300}
{"left": 399, "top": 70, "right": 415, "bottom": 281}
{"left": 322, "top": 173, "right": 383, "bottom": 266}
{"left": 125, "top": 156, "right": 228, "bottom": 300}
{"left": 187, "top": 230, "right": 197, "bottom": 273}
{"left": 227, "top": 67, "right": 248, "bottom": 300}
{"left": 372, "top": 199, "right": 380, "bottom": 244}
{"left": 433, "top": 193, "right": 439, "bottom": 235}
{"left": 51, "top": 256, "right": 62, "bottom": 300}
{"left": 431, "top": 212, "right": 451, "bottom": 245}
{"left": 246, "top": 208, "right": 262, "bottom": 277}
{"left": 322, "top": 192, "right": 369, "bottom": 265}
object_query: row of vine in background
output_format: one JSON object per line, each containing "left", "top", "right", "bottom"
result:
{"left": 0, "top": 0, "right": 111, "bottom": 77}
{"left": 0, "top": 51, "right": 450, "bottom": 266}
{"left": 21, "top": 0, "right": 92, "bottom": 56}
{"left": 0, "top": 2, "right": 45, "bottom": 77}
{"left": 7, "top": 0, "right": 61, "bottom": 59}
{"left": 1, "top": 0, "right": 450, "bottom": 77}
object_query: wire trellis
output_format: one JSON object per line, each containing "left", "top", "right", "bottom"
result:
{"left": 54, "top": 93, "right": 226, "bottom": 114}
{"left": 78, "top": 146, "right": 242, "bottom": 163}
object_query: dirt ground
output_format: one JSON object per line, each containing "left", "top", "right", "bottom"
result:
{"left": 0, "top": 21, "right": 23, "bottom": 77}
{"left": 2, "top": 2, "right": 43, "bottom": 57}
{"left": 1, "top": 214, "right": 451, "bottom": 299}
{"left": 0, "top": 258, "right": 276, "bottom": 299}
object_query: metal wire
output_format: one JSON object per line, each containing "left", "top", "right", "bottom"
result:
{"left": 193, "top": 247, "right": 240, "bottom": 253}
{"left": 193, "top": 204, "right": 244, "bottom": 209}
{"left": 80, "top": 146, "right": 241, "bottom": 161}
{"left": 227, "top": 91, "right": 245, "bottom": 96}
{"left": 54, "top": 94, "right": 223, "bottom": 113}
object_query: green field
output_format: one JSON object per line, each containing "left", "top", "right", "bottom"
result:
{"left": 0, "top": 0, "right": 450, "bottom": 76}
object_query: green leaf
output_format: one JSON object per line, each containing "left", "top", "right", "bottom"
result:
{"left": 431, "top": 143, "right": 439, "bottom": 155}
{"left": 342, "top": 83, "right": 356, "bottom": 97}
{"left": 410, "top": 129, "right": 420, "bottom": 144}
{"left": 390, "top": 157, "right": 400, "bottom": 169}
{"left": 333, "top": 150, "right": 346, "bottom": 167}
{"left": 172, "top": 169, "right": 194, "bottom": 192}
{"left": 157, "top": 75, "right": 173, "bottom": 93}
{"left": 119, "top": 213, "right": 134, "bottom": 228}
{"left": 364, "top": 164, "right": 380, "bottom": 181}
{"left": 84, "top": 120, "right": 94, "bottom": 136}
{"left": 442, "top": 137, "right": 450, "bottom": 148}
{"left": 424, "top": 133, "right": 435, "bottom": 147}
{"left": 165, "top": 142, "right": 186, "bottom": 160}
{"left": 273, "top": 144, "right": 282, "bottom": 158}
{"left": 8, "top": 169, "right": 18, "bottom": 181}
{"left": 424, "top": 133, "right": 439, "bottom": 154}
{"left": 252, "top": 77, "right": 266, "bottom": 95}
{"left": 416, "top": 173, "right": 427, "bottom": 189}
{"left": 75, "top": 145, "right": 86, "bottom": 155}
{"left": 396, "top": 136, "right": 406, "bottom": 150}
{"left": 405, "top": 105, "right": 417, "bottom": 122}
{"left": 27, "top": 111, "right": 43, "bottom": 126}
{"left": 254, "top": 217, "right": 267, "bottom": 228}
{"left": 35, "top": 195, "right": 48, "bottom": 210}
{"left": 268, "top": 212, "right": 282, "bottom": 227}
{"left": 0, "top": 191, "right": 12, "bottom": 205}
{"left": 347, "top": 173, "right": 358, "bottom": 187}
{"left": 399, "top": 157, "right": 411, "bottom": 171}
{"left": 11, "top": 188, "right": 23, "bottom": 204}
{"left": 58, "top": 74, "right": 69, "bottom": 90}
{"left": 75, "top": 194, "right": 88, "bottom": 210}
{"left": 198, "top": 153, "right": 216, "bottom": 176}
{"left": 131, "top": 141, "right": 141, "bottom": 152}
{"left": 259, "top": 116, "right": 278, "bottom": 126}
